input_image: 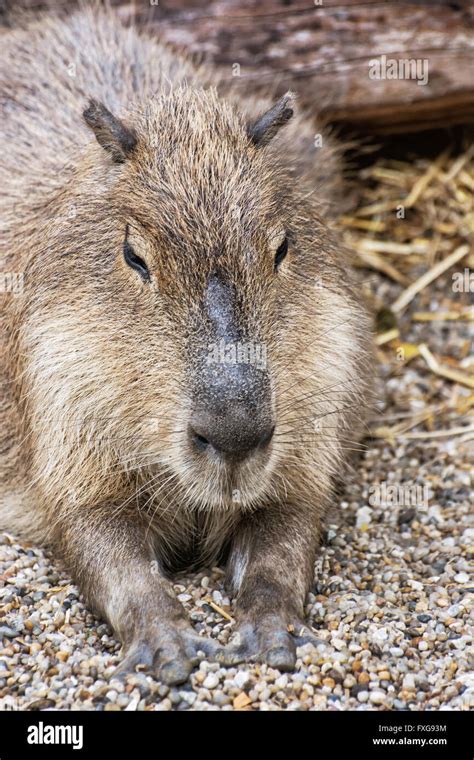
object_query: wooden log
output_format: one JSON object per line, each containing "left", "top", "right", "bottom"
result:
{"left": 5, "top": 0, "right": 474, "bottom": 134}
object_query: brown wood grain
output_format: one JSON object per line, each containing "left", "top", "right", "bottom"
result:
{"left": 6, "top": 0, "right": 474, "bottom": 133}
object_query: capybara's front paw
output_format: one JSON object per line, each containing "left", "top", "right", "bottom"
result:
{"left": 216, "top": 613, "right": 321, "bottom": 671}
{"left": 115, "top": 624, "right": 221, "bottom": 686}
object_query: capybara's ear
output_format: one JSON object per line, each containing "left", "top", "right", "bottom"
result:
{"left": 83, "top": 99, "right": 137, "bottom": 163}
{"left": 247, "top": 92, "right": 294, "bottom": 148}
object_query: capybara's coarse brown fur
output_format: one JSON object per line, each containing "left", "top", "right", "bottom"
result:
{"left": 0, "top": 6, "right": 373, "bottom": 682}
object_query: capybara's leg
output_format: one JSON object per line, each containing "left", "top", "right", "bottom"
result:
{"left": 56, "top": 510, "right": 219, "bottom": 685}
{"left": 221, "top": 506, "right": 322, "bottom": 670}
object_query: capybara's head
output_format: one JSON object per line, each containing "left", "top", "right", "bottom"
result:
{"left": 22, "top": 88, "right": 358, "bottom": 515}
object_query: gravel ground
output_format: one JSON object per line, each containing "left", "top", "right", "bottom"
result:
{"left": 1, "top": 154, "right": 473, "bottom": 712}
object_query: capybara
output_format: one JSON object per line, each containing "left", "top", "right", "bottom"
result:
{"left": 0, "top": 6, "right": 372, "bottom": 683}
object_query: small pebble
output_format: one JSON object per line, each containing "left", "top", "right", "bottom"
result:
{"left": 202, "top": 674, "right": 220, "bottom": 690}
{"left": 370, "top": 691, "right": 386, "bottom": 705}
{"left": 234, "top": 671, "right": 251, "bottom": 689}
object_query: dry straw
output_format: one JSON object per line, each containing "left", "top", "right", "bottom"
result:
{"left": 337, "top": 146, "right": 473, "bottom": 442}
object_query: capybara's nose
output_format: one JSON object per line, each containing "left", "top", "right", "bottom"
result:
{"left": 189, "top": 408, "right": 274, "bottom": 462}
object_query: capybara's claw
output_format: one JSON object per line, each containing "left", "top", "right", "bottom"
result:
{"left": 115, "top": 627, "right": 221, "bottom": 686}
{"left": 217, "top": 614, "right": 314, "bottom": 671}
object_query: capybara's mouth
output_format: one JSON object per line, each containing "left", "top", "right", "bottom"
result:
{"left": 177, "top": 443, "right": 277, "bottom": 511}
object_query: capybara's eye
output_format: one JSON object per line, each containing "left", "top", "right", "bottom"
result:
{"left": 123, "top": 240, "right": 150, "bottom": 282}
{"left": 274, "top": 236, "right": 288, "bottom": 270}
